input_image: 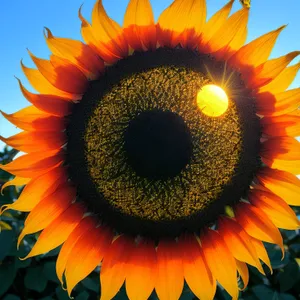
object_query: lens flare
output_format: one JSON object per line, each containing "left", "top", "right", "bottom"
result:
{"left": 197, "top": 84, "right": 229, "bottom": 117}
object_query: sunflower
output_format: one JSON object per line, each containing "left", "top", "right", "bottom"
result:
{"left": 1, "top": 0, "right": 300, "bottom": 299}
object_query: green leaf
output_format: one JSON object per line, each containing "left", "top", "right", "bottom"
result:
{"left": 0, "top": 230, "right": 14, "bottom": 261}
{"left": 2, "top": 295, "right": 21, "bottom": 300}
{"left": 43, "top": 262, "right": 58, "bottom": 282}
{"left": 0, "top": 262, "right": 17, "bottom": 297}
{"left": 76, "top": 291, "right": 90, "bottom": 300}
{"left": 81, "top": 277, "right": 99, "bottom": 292}
{"left": 278, "top": 294, "right": 297, "bottom": 300}
{"left": 277, "top": 260, "right": 300, "bottom": 292}
{"left": 55, "top": 286, "right": 70, "bottom": 300}
{"left": 24, "top": 266, "right": 48, "bottom": 293}
{"left": 252, "top": 285, "right": 277, "bottom": 300}
{"left": 266, "top": 244, "right": 290, "bottom": 269}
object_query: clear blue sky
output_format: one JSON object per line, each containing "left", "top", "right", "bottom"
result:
{"left": 1, "top": 0, "right": 300, "bottom": 149}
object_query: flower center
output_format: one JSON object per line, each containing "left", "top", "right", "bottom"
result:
{"left": 124, "top": 110, "right": 193, "bottom": 180}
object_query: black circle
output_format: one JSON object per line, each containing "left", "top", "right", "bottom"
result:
{"left": 124, "top": 110, "right": 193, "bottom": 180}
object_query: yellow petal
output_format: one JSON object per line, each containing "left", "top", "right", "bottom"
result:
{"left": 256, "top": 88, "right": 300, "bottom": 117}
{"left": 236, "top": 260, "right": 249, "bottom": 291}
{"left": 206, "top": 8, "right": 249, "bottom": 55}
{"left": 235, "top": 202, "right": 283, "bottom": 252}
{"left": 158, "top": 0, "right": 206, "bottom": 47}
{"left": 155, "top": 240, "right": 184, "bottom": 300}
{"left": 229, "top": 25, "right": 286, "bottom": 68}
{"left": 179, "top": 235, "right": 216, "bottom": 300}
{"left": 125, "top": 240, "right": 156, "bottom": 300}
{"left": 218, "top": 216, "right": 264, "bottom": 274}
{"left": 257, "top": 167, "right": 300, "bottom": 206}
{"left": 44, "top": 27, "right": 104, "bottom": 80}
{"left": 1, "top": 176, "right": 30, "bottom": 194}
{"left": 65, "top": 226, "right": 113, "bottom": 296}
{"left": 0, "top": 150, "right": 64, "bottom": 178}
{"left": 21, "top": 61, "right": 80, "bottom": 100}
{"left": 259, "top": 62, "right": 300, "bottom": 94}
{"left": 249, "top": 189, "right": 300, "bottom": 230}
{"left": 201, "top": 229, "right": 238, "bottom": 300}
{"left": 21, "top": 203, "right": 84, "bottom": 259}
{"left": 56, "top": 217, "right": 98, "bottom": 285}
{"left": 1, "top": 167, "right": 67, "bottom": 214}
{"left": 91, "top": 0, "right": 128, "bottom": 58}
{"left": 250, "top": 238, "right": 272, "bottom": 273}
{"left": 100, "top": 235, "right": 134, "bottom": 300}
{"left": 248, "top": 51, "right": 300, "bottom": 88}
{"left": 123, "top": 0, "right": 156, "bottom": 51}
{"left": 201, "top": 1, "right": 234, "bottom": 45}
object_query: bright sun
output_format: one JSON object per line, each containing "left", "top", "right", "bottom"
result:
{"left": 197, "top": 84, "right": 229, "bottom": 117}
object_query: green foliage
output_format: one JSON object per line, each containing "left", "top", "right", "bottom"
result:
{"left": 0, "top": 146, "right": 300, "bottom": 299}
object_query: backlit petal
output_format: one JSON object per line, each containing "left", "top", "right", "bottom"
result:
{"left": 0, "top": 176, "right": 30, "bottom": 193}
{"left": 218, "top": 216, "right": 264, "bottom": 273}
{"left": 201, "top": 229, "right": 238, "bottom": 300}
{"left": 155, "top": 240, "right": 184, "bottom": 300}
{"left": 236, "top": 260, "right": 249, "bottom": 291}
{"left": 158, "top": 0, "right": 206, "bottom": 48}
{"left": 179, "top": 235, "right": 216, "bottom": 300}
{"left": 29, "top": 51, "right": 88, "bottom": 94}
{"left": 18, "top": 184, "right": 75, "bottom": 246}
{"left": 100, "top": 235, "right": 134, "bottom": 300}
{"left": 249, "top": 189, "right": 299, "bottom": 230}
{"left": 22, "top": 203, "right": 85, "bottom": 259}
{"left": 257, "top": 167, "right": 300, "bottom": 206}
{"left": 123, "top": 0, "right": 156, "bottom": 51}
{"left": 0, "top": 131, "right": 66, "bottom": 153}
{"left": 44, "top": 27, "right": 104, "bottom": 80}
{"left": 261, "top": 115, "right": 300, "bottom": 137}
{"left": 0, "top": 107, "right": 66, "bottom": 132}
{"left": 17, "top": 79, "right": 73, "bottom": 117}
{"left": 126, "top": 240, "right": 157, "bottom": 300}
{"left": 56, "top": 217, "right": 98, "bottom": 285}
{"left": 235, "top": 202, "right": 283, "bottom": 252}
{"left": 260, "top": 62, "right": 300, "bottom": 94}
{"left": 250, "top": 238, "right": 272, "bottom": 273}
{"left": 256, "top": 88, "right": 300, "bottom": 117}
{"left": 0, "top": 150, "right": 64, "bottom": 178}
{"left": 65, "top": 226, "right": 113, "bottom": 296}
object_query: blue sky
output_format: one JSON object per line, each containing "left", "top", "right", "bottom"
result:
{"left": 1, "top": 0, "right": 300, "bottom": 149}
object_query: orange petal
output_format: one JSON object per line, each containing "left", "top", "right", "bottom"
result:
{"left": 206, "top": 8, "right": 248, "bottom": 56}
{"left": 29, "top": 51, "right": 88, "bottom": 94}
{"left": 248, "top": 51, "right": 300, "bottom": 88}
{"left": 22, "top": 203, "right": 85, "bottom": 259}
{"left": 0, "top": 106, "right": 66, "bottom": 132}
{"left": 44, "top": 27, "right": 104, "bottom": 80}
{"left": 123, "top": 0, "right": 156, "bottom": 51}
{"left": 261, "top": 137, "right": 300, "bottom": 175}
{"left": 257, "top": 167, "right": 300, "bottom": 206}
{"left": 201, "top": 1, "right": 234, "bottom": 45}
{"left": 0, "top": 150, "right": 64, "bottom": 178}
{"left": 256, "top": 88, "right": 300, "bottom": 117}
{"left": 56, "top": 217, "right": 98, "bottom": 285}
{"left": 100, "top": 235, "right": 135, "bottom": 300}
{"left": 235, "top": 202, "right": 283, "bottom": 252}
{"left": 18, "top": 183, "right": 76, "bottom": 246}
{"left": 1, "top": 166, "right": 67, "bottom": 214}
{"left": 261, "top": 115, "right": 300, "bottom": 137}
{"left": 0, "top": 131, "right": 66, "bottom": 153}
{"left": 249, "top": 189, "right": 299, "bottom": 230}
{"left": 236, "top": 260, "right": 249, "bottom": 291}
{"left": 250, "top": 237, "right": 272, "bottom": 273}
{"left": 91, "top": 0, "right": 128, "bottom": 59}
{"left": 158, "top": 0, "right": 206, "bottom": 48}
{"left": 178, "top": 235, "right": 216, "bottom": 300}
{"left": 21, "top": 61, "right": 81, "bottom": 100}
{"left": 155, "top": 240, "right": 184, "bottom": 300}
{"left": 229, "top": 26, "right": 286, "bottom": 69}
{"left": 201, "top": 229, "right": 238, "bottom": 300}
{"left": 218, "top": 216, "right": 264, "bottom": 274}
{"left": 0, "top": 176, "right": 30, "bottom": 193}
{"left": 16, "top": 78, "right": 73, "bottom": 117}
{"left": 260, "top": 62, "right": 300, "bottom": 94}
{"left": 125, "top": 240, "right": 156, "bottom": 300}
{"left": 65, "top": 226, "right": 113, "bottom": 296}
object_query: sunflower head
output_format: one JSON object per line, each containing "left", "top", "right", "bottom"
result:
{"left": 1, "top": 0, "right": 300, "bottom": 299}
